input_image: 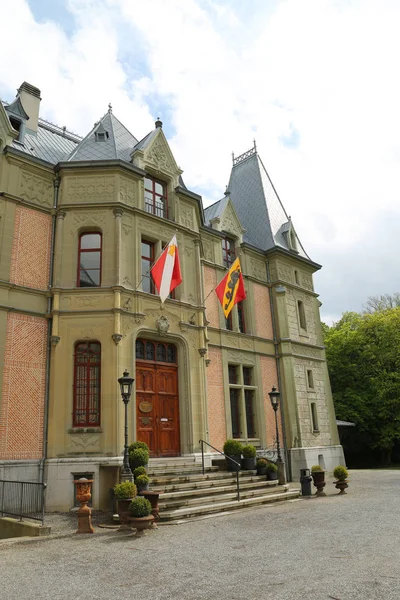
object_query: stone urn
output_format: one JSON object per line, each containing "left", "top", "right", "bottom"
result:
{"left": 140, "top": 491, "right": 161, "bottom": 523}
{"left": 334, "top": 480, "right": 349, "bottom": 495}
{"left": 311, "top": 471, "right": 326, "bottom": 497}
{"left": 128, "top": 514, "right": 154, "bottom": 536}
{"left": 74, "top": 478, "right": 94, "bottom": 534}
{"left": 117, "top": 498, "right": 134, "bottom": 530}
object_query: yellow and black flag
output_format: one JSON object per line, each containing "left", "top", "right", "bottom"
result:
{"left": 215, "top": 257, "right": 246, "bottom": 318}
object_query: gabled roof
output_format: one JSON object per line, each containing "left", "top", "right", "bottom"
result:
{"left": 67, "top": 108, "right": 139, "bottom": 163}
{"left": 227, "top": 145, "right": 310, "bottom": 259}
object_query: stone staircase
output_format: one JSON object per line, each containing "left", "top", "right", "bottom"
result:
{"left": 147, "top": 458, "right": 300, "bottom": 522}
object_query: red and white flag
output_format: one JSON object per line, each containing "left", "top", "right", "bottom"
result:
{"left": 151, "top": 235, "right": 182, "bottom": 303}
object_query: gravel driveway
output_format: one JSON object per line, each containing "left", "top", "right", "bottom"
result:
{"left": 1, "top": 469, "right": 399, "bottom": 600}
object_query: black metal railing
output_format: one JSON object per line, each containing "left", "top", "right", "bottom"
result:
{"left": 0, "top": 480, "right": 46, "bottom": 525}
{"left": 199, "top": 440, "right": 241, "bottom": 501}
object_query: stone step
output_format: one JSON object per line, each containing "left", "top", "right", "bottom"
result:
{"left": 147, "top": 465, "right": 219, "bottom": 477}
{"left": 158, "top": 479, "right": 278, "bottom": 502}
{"left": 159, "top": 484, "right": 287, "bottom": 510}
{"left": 159, "top": 489, "right": 301, "bottom": 521}
{"left": 150, "top": 470, "right": 261, "bottom": 489}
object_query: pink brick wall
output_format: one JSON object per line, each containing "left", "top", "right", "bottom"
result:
{"left": 9, "top": 206, "right": 52, "bottom": 290}
{"left": 206, "top": 347, "right": 226, "bottom": 449}
{"left": 204, "top": 266, "right": 220, "bottom": 328}
{"left": 254, "top": 282, "right": 273, "bottom": 339}
{"left": 259, "top": 355, "right": 282, "bottom": 446}
{"left": 0, "top": 313, "right": 47, "bottom": 459}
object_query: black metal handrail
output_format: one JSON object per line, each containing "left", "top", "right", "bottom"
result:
{"left": 199, "top": 439, "right": 240, "bottom": 501}
{"left": 0, "top": 480, "right": 47, "bottom": 525}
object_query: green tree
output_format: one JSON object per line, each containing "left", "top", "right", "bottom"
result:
{"left": 325, "top": 307, "right": 400, "bottom": 465}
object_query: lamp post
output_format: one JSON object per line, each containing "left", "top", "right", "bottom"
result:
{"left": 118, "top": 370, "right": 134, "bottom": 481}
{"left": 268, "top": 386, "right": 286, "bottom": 485}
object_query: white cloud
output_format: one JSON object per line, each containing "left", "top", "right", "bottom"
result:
{"left": 1, "top": 0, "right": 400, "bottom": 319}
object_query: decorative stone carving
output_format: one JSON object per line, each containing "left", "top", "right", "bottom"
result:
{"left": 119, "top": 177, "right": 136, "bottom": 206}
{"left": 75, "top": 296, "right": 101, "bottom": 308}
{"left": 121, "top": 215, "right": 132, "bottom": 235}
{"left": 202, "top": 240, "right": 214, "bottom": 262}
{"left": 185, "top": 244, "right": 193, "bottom": 257}
{"left": 198, "top": 348, "right": 207, "bottom": 357}
{"left": 278, "top": 264, "right": 293, "bottom": 283}
{"left": 292, "top": 344, "right": 323, "bottom": 360}
{"left": 138, "top": 219, "right": 172, "bottom": 242}
{"left": 72, "top": 211, "right": 107, "bottom": 231}
{"left": 146, "top": 138, "right": 173, "bottom": 173}
{"left": 112, "top": 334, "right": 123, "bottom": 345}
{"left": 63, "top": 176, "right": 115, "bottom": 204}
{"left": 50, "top": 335, "right": 60, "bottom": 346}
{"left": 19, "top": 171, "right": 53, "bottom": 206}
{"left": 121, "top": 276, "right": 133, "bottom": 288}
{"left": 250, "top": 258, "right": 266, "bottom": 281}
{"left": 123, "top": 297, "right": 132, "bottom": 311}
{"left": 179, "top": 204, "right": 194, "bottom": 230}
{"left": 188, "top": 293, "right": 196, "bottom": 304}
{"left": 227, "top": 350, "right": 256, "bottom": 365}
{"left": 69, "top": 434, "right": 100, "bottom": 451}
{"left": 156, "top": 315, "right": 170, "bottom": 336}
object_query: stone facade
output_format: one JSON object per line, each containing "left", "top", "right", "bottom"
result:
{"left": 0, "top": 82, "right": 343, "bottom": 509}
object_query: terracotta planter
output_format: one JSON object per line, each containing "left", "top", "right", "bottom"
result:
{"left": 74, "top": 478, "right": 94, "bottom": 534}
{"left": 312, "top": 471, "right": 326, "bottom": 496}
{"left": 128, "top": 514, "right": 154, "bottom": 535}
{"left": 334, "top": 480, "right": 349, "bottom": 495}
{"left": 117, "top": 498, "right": 134, "bottom": 530}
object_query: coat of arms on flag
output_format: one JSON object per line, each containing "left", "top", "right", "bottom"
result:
{"left": 215, "top": 257, "right": 246, "bottom": 318}
{"left": 150, "top": 235, "right": 182, "bottom": 303}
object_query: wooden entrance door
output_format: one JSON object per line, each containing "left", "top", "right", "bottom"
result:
{"left": 135, "top": 340, "right": 180, "bottom": 457}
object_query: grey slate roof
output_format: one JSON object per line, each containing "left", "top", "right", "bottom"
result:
{"left": 10, "top": 120, "right": 80, "bottom": 164}
{"left": 67, "top": 110, "right": 139, "bottom": 163}
{"left": 226, "top": 149, "right": 310, "bottom": 258}
{"left": 204, "top": 195, "right": 229, "bottom": 224}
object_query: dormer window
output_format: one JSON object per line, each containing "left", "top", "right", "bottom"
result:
{"left": 5, "top": 96, "right": 29, "bottom": 143}
{"left": 95, "top": 130, "right": 109, "bottom": 142}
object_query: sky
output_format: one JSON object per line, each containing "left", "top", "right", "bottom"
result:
{"left": 1, "top": 0, "right": 399, "bottom": 324}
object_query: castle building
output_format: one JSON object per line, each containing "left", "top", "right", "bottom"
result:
{"left": 0, "top": 82, "right": 344, "bottom": 510}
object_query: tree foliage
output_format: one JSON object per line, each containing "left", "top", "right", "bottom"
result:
{"left": 324, "top": 307, "right": 400, "bottom": 464}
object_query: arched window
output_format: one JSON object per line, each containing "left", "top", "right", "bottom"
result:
{"left": 77, "top": 233, "right": 102, "bottom": 287}
{"left": 73, "top": 341, "right": 101, "bottom": 426}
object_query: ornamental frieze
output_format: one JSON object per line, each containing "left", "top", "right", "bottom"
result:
{"left": 292, "top": 344, "right": 323, "bottom": 360}
{"left": 179, "top": 204, "right": 195, "bottom": 230}
{"left": 227, "top": 349, "right": 256, "bottom": 365}
{"left": 146, "top": 138, "right": 173, "bottom": 173}
{"left": 19, "top": 171, "right": 53, "bottom": 207}
{"left": 202, "top": 240, "right": 214, "bottom": 262}
{"left": 119, "top": 177, "right": 136, "bottom": 206}
{"left": 63, "top": 176, "right": 116, "bottom": 204}
{"left": 250, "top": 258, "right": 266, "bottom": 281}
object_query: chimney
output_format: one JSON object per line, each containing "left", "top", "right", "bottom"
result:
{"left": 17, "top": 82, "right": 41, "bottom": 134}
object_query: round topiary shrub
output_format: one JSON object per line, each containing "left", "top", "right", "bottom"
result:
{"left": 266, "top": 462, "right": 278, "bottom": 472}
{"left": 129, "top": 496, "right": 152, "bottom": 518}
{"left": 135, "top": 474, "right": 150, "bottom": 488}
{"left": 129, "top": 448, "right": 149, "bottom": 469}
{"left": 242, "top": 444, "right": 257, "bottom": 459}
{"left": 333, "top": 465, "right": 349, "bottom": 481}
{"left": 113, "top": 481, "right": 137, "bottom": 500}
{"left": 311, "top": 465, "right": 324, "bottom": 472}
{"left": 133, "top": 466, "right": 147, "bottom": 479}
{"left": 128, "top": 441, "right": 149, "bottom": 454}
{"left": 256, "top": 458, "right": 268, "bottom": 468}
{"left": 223, "top": 439, "right": 243, "bottom": 456}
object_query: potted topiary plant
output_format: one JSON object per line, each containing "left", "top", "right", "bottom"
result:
{"left": 223, "top": 439, "right": 242, "bottom": 472}
{"left": 266, "top": 462, "right": 278, "bottom": 481}
{"left": 128, "top": 496, "right": 154, "bottom": 534}
{"left": 256, "top": 457, "right": 268, "bottom": 476}
{"left": 129, "top": 448, "right": 149, "bottom": 472}
{"left": 311, "top": 465, "right": 326, "bottom": 496}
{"left": 133, "top": 466, "right": 147, "bottom": 479}
{"left": 113, "top": 480, "right": 137, "bottom": 529}
{"left": 241, "top": 444, "right": 257, "bottom": 470}
{"left": 333, "top": 465, "right": 349, "bottom": 494}
{"left": 136, "top": 473, "right": 150, "bottom": 493}
{"left": 128, "top": 441, "right": 149, "bottom": 453}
